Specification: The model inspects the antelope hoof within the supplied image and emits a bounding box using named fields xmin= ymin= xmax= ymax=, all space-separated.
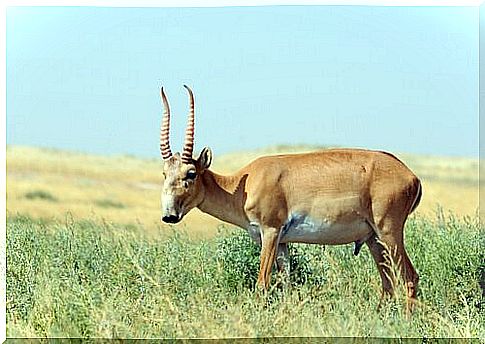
xmin=354 ymin=240 xmax=365 ymax=256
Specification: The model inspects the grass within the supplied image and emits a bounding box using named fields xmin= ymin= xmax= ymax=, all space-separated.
xmin=94 ymin=199 xmax=125 ymax=209
xmin=6 ymin=145 xmax=479 ymax=236
xmin=6 ymin=144 xmax=482 ymax=338
xmin=6 ymin=211 xmax=484 ymax=339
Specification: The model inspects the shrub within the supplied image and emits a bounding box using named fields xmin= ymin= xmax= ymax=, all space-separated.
xmin=214 ymin=227 xmax=327 ymax=291
xmin=214 ymin=227 xmax=260 ymax=291
xmin=24 ymin=190 xmax=57 ymax=202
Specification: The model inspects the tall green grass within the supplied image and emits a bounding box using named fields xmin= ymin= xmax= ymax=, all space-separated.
xmin=6 ymin=212 xmax=484 ymax=339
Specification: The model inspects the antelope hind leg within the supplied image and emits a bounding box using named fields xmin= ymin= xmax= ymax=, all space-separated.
xmin=276 ymin=243 xmax=290 ymax=287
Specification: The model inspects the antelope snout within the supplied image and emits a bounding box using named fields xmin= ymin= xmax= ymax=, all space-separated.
xmin=161 ymin=214 xmax=181 ymax=224
xmin=161 ymin=195 xmax=181 ymax=223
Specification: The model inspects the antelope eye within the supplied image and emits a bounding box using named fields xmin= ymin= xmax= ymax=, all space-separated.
xmin=186 ymin=170 xmax=197 ymax=180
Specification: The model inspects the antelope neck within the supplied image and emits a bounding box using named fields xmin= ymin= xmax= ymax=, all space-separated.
xmin=197 ymin=170 xmax=249 ymax=229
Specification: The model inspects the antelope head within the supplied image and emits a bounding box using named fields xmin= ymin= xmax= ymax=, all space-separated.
xmin=159 ymin=85 xmax=212 ymax=224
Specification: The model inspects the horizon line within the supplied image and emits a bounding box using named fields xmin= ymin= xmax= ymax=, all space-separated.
xmin=6 ymin=143 xmax=480 ymax=160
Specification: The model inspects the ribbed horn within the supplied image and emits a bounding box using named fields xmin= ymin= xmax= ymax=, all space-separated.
xmin=160 ymin=87 xmax=173 ymax=160
xmin=181 ymin=85 xmax=195 ymax=163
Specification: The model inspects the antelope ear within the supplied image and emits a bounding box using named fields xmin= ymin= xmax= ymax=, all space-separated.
xmin=197 ymin=147 xmax=212 ymax=170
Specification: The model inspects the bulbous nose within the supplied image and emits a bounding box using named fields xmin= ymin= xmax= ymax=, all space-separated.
xmin=162 ymin=214 xmax=180 ymax=224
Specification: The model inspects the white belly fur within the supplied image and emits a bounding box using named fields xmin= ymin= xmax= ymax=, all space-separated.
xmin=280 ymin=213 xmax=372 ymax=245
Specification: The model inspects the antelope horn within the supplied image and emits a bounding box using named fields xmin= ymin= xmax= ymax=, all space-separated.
xmin=181 ymin=85 xmax=195 ymax=163
xmin=160 ymin=87 xmax=173 ymax=160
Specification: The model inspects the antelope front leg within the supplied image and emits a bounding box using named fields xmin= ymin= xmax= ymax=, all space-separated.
xmin=257 ymin=227 xmax=280 ymax=290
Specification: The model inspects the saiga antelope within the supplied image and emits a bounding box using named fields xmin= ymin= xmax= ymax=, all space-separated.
xmin=159 ymin=86 xmax=422 ymax=312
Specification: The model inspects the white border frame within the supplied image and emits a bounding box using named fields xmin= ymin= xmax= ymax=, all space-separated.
xmin=1 ymin=1 xmax=480 ymax=342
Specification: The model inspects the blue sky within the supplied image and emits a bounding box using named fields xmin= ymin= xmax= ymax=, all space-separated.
xmin=6 ymin=5 xmax=478 ymax=158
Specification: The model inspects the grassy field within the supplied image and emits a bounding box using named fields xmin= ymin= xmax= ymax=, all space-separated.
xmin=6 ymin=213 xmax=484 ymax=338
xmin=6 ymin=145 xmax=479 ymax=237
xmin=6 ymin=145 xmax=483 ymax=338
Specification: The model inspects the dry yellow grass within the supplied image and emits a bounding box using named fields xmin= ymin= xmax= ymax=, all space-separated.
xmin=6 ymin=145 xmax=478 ymax=238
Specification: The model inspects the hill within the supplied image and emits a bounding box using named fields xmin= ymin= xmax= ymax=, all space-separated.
xmin=6 ymin=145 xmax=478 ymax=237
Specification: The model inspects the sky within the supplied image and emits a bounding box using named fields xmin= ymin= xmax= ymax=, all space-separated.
xmin=6 ymin=5 xmax=478 ymax=158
